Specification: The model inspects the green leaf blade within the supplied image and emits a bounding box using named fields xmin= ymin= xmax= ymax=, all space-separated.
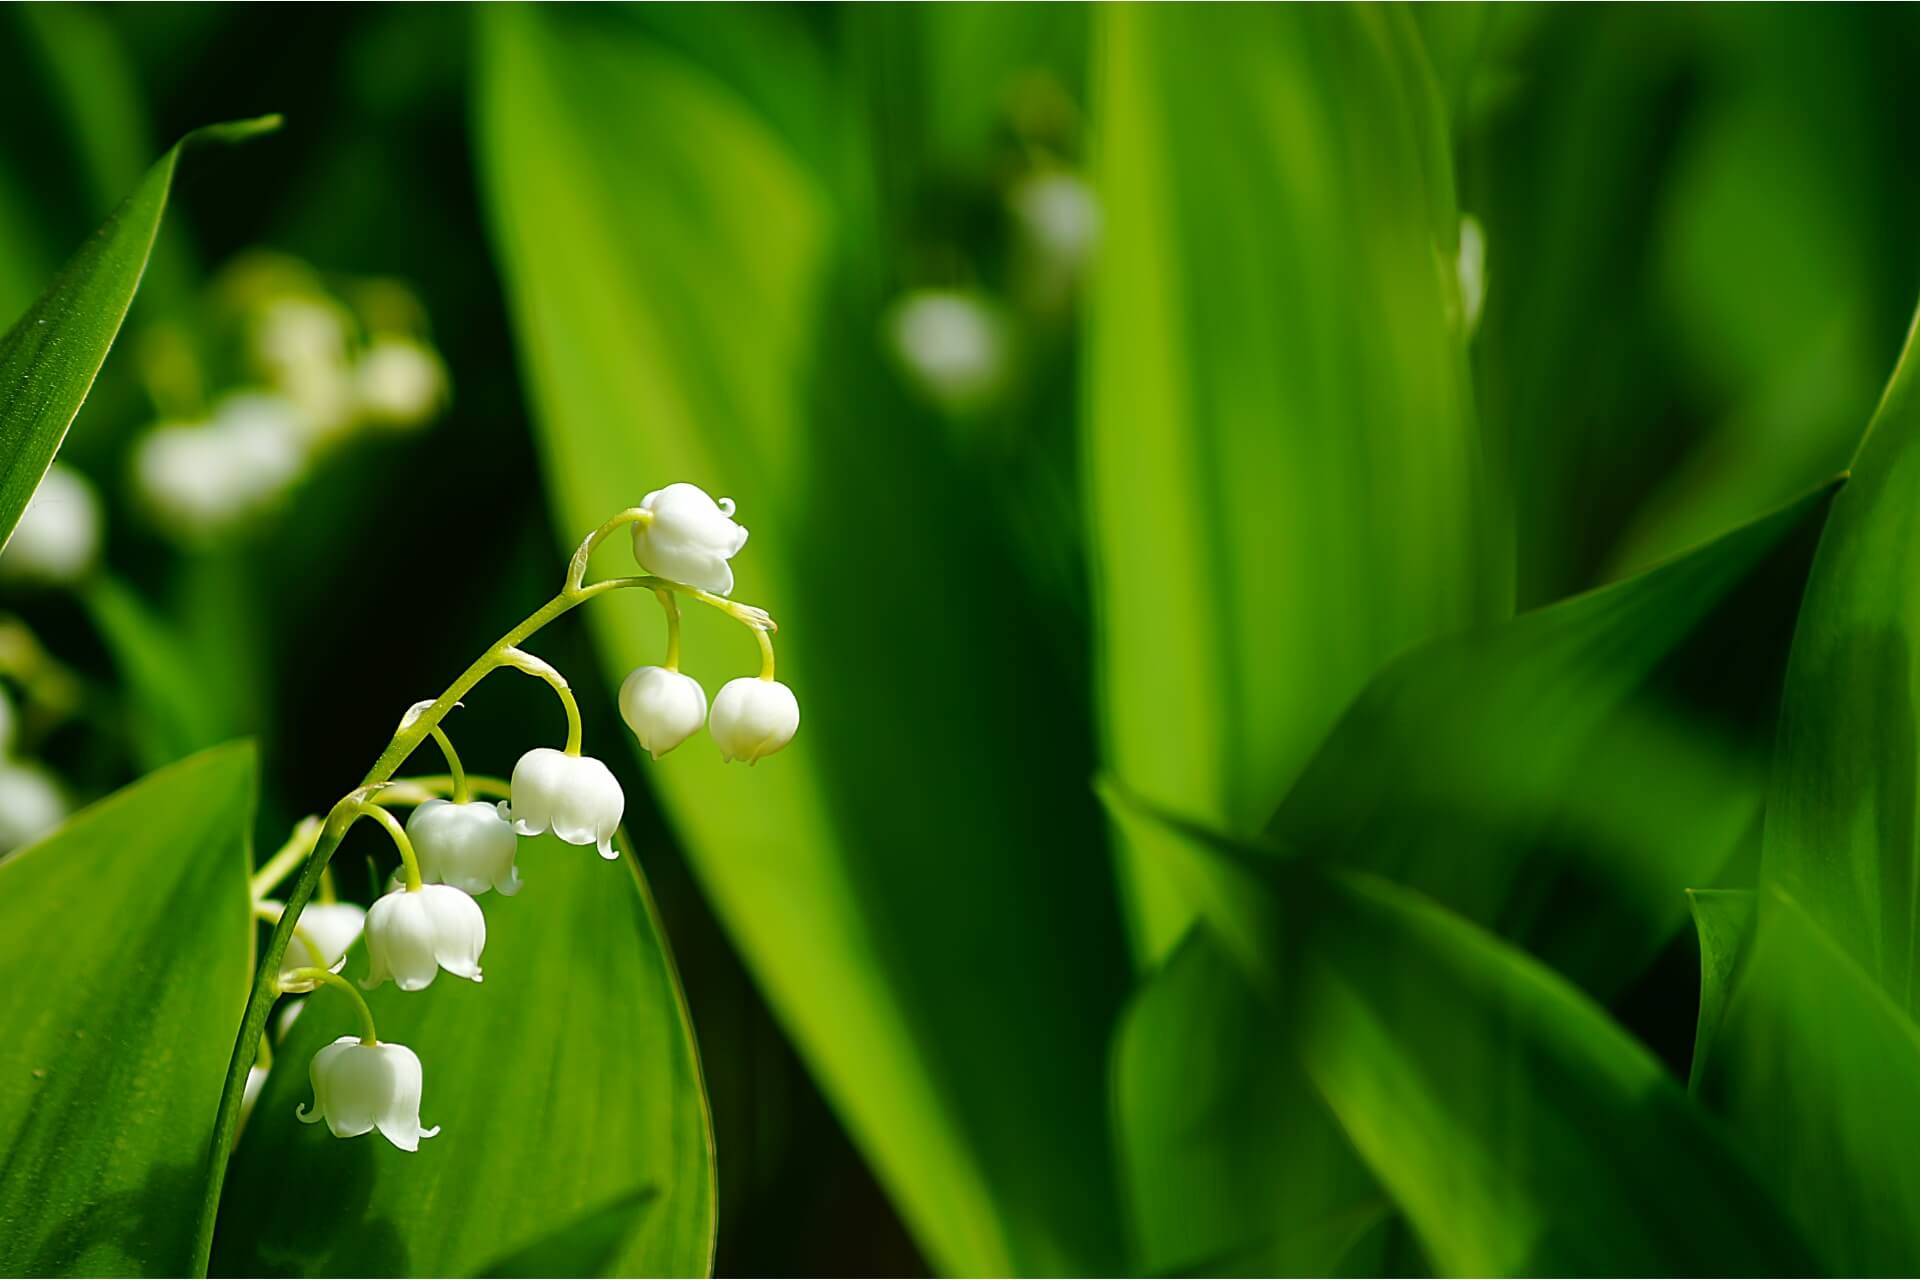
xmin=0 ymin=115 xmax=278 ymax=549
xmin=0 ymin=743 xmax=257 ymax=1277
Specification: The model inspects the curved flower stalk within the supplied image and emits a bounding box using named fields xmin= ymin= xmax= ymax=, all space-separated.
xmin=192 ymin=483 xmax=794 ymax=1271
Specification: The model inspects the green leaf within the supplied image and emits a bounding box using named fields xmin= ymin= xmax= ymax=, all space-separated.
xmin=81 ymin=575 xmax=239 ymax=771
xmin=1763 ymin=302 xmax=1920 ymax=1007
xmin=1084 ymin=4 xmax=1502 ymax=964
xmin=1112 ymin=931 xmax=1394 ymax=1278
xmin=1685 ymin=888 xmax=1755 ymax=1093
xmin=471 ymin=1188 xmax=657 ymax=1279
xmin=1270 ymin=483 xmax=1834 ymax=999
xmin=1281 ymin=865 xmax=1811 ymax=1276
xmin=211 ymin=835 xmax=714 ymax=1277
xmin=0 ymin=116 xmax=277 ymax=549
xmin=478 ymin=9 xmax=1129 ymax=1273
xmin=0 ymin=743 xmax=256 ymax=1277
xmin=1703 ymin=888 xmax=1920 ymax=1273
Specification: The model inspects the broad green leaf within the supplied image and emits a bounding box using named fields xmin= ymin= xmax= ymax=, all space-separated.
xmin=1703 ymin=888 xmax=1920 ymax=1273
xmin=479 ymin=9 xmax=1129 ymax=1273
xmin=1685 ymin=888 xmax=1754 ymax=1093
xmin=0 ymin=743 xmax=255 ymax=1277
xmin=1762 ymin=299 xmax=1920 ymax=1008
xmin=82 ymin=575 xmax=238 ymax=771
xmin=1084 ymin=4 xmax=1501 ymax=964
xmin=472 ymin=1188 xmax=657 ymax=1279
xmin=212 ymin=835 xmax=714 ymax=1277
xmin=1112 ymin=930 xmax=1393 ymax=1278
xmin=0 ymin=116 xmax=277 ymax=549
xmin=1270 ymin=483 xmax=1834 ymax=999
xmin=1282 ymin=865 xmax=1811 ymax=1276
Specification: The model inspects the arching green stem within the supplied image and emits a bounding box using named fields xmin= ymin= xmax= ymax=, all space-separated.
xmin=429 ymin=725 xmax=468 ymax=803
xmin=282 ymin=967 xmax=378 ymax=1046
xmin=249 ymin=815 xmax=323 ymax=901
xmin=500 ymin=646 xmax=583 ymax=755
xmin=657 ymin=588 xmax=682 ymax=672
xmin=755 ymin=626 xmax=777 ymax=681
xmin=350 ymin=801 xmax=422 ymax=892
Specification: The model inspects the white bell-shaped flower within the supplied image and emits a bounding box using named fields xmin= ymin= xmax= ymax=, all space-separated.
xmin=0 ymin=761 xmax=67 ymax=851
xmin=506 ymin=747 xmax=623 ymax=859
xmin=270 ymin=900 xmax=367 ymax=984
xmin=0 ymin=465 xmax=101 ymax=584
xmin=361 ymin=883 xmax=485 ymax=991
xmin=630 ymin=483 xmax=749 ymax=596
xmin=709 ymin=677 xmax=800 ymax=764
xmin=408 ymin=798 xmax=522 ymax=896
xmin=296 ymin=1036 xmax=440 ymax=1151
xmin=619 ymin=666 xmax=707 ymax=759
xmin=355 ymin=337 xmax=447 ymax=428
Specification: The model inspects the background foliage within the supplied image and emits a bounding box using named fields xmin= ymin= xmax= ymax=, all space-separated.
xmin=7 ymin=4 xmax=1920 ymax=1276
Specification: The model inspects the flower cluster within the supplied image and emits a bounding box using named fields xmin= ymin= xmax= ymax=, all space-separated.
xmin=135 ymin=253 xmax=449 ymax=544
xmin=261 ymin=483 xmax=795 ymax=1150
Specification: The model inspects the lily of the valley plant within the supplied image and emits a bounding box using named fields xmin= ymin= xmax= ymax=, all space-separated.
xmin=212 ymin=483 xmax=797 ymax=1166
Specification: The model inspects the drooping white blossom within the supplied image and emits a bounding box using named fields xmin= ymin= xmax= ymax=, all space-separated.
xmin=296 ymin=1036 xmax=440 ymax=1151
xmin=506 ymin=747 xmax=623 ymax=859
xmin=886 ymin=290 xmax=1010 ymax=413
xmin=618 ymin=666 xmax=707 ymax=759
xmin=708 ymin=677 xmax=800 ymax=765
xmin=355 ymin=337 xmax=447 ymax=429
xmin=0 ymin=761 xmax=67 ymax=851
xmin=630 ymin=483 xmax=750 ymax=597
xmin=408 ymin=798 xmax=522 ymax=896
xmin=273 ymin=901 xmax=368 ymax=982
xmin=361 ymin=883 xmax=485 ymax=991
xmin=0 ymin=465 xmax=101 ymax=585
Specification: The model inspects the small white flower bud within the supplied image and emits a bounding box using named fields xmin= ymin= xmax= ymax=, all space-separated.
xmin=886 ymin=290 xmax=1009 ymax=413
xmin=0 ymin=465 xmax=101 ymax=584
xmin=709 ymin=677 xmax=800 ymax=764
xmin=1011 ymin=170 xmax=1101 ymax=276
xmin=408 ymin=798 xmax=522 ymax=896
xmin=361 ymin=883 xmax=485 ymax=991
xmin=0 ymin=761 xmax=67 ymax=851
xmin=270 ymin=901 xmax=367 ymax=984
xmin=354 ymin=337 xmax=448 ymax=429
xmin=631 ymin=483 xmax=749 ymax=596
xmin=505 ymin=747 xmax=624 ymax=859
xmin=619 ymin=666 xmax=707 ymax=759
xmin=296 ymin=1036 xmax=441 ymax=1151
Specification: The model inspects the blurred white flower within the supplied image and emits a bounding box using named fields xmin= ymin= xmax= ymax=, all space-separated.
xmin=887 ymin=290 xmax=1009 ymax=413
xmin=0 ymin=760 xmax=66 ymax=851
xmin=133 ymin=391 xmax=309 ymax=541
xmin=252 ymin=296 xmax=356 ymax=441
xmin=1457 ymin=214 xmax=1487 ymax=337
xmin=0 ymin=684 xmax=14 ymax=757
xmin=1011 ymin=170 xmax=1101 ymax=278
xmin=361 ymin=883 xmax=485 ymax=991
xmin=709 ymin=677 xmax=800 ymax=764
xmin=631 ymin=483 xmax=749 ymax=597
xmin=296 ymin=1036 xmax=440 ymax=1151
xmin=408 ymin=798 xmax=522 ymax=897
xmin=354 ymin=337 xmax=447 ymax=429
xmin=271 ymin=901 xmax=368 ymax=983
xmin=506 ymin=747 xmax=623 ymax=859
xmin=0 ymin=465 xmax=101 ymax=585
xmin=619 ymin=666 xmax=707 ymax=759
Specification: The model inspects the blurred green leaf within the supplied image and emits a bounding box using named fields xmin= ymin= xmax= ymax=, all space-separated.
xmin=0 ymin=743 xmax=255 ymax=1277
xmin=213 ymin=835 xmax=714 ymax=1277
xmin=1704 ymin=887 xmax=1920 ymax=1273
xmin=1113 ymin=931 xmax=1395 ymax=1278
xmin=1685 ymin=888 xmax=1754 ymax=1094
xmin=479 ymin=8 xmax=1128 ymax=1273
xmin=1270 ymin=482 xmax=1834 ymax=1000
xmin=1084 ymin=4 xmax=1502 ymax=964
xmin=0 ymin=115 xmax=277 ymax=550
xmin=471 ymin=1187 xmax=657 ymax=1279
xmin=81 ymin=575 xmax=238 ymax=771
